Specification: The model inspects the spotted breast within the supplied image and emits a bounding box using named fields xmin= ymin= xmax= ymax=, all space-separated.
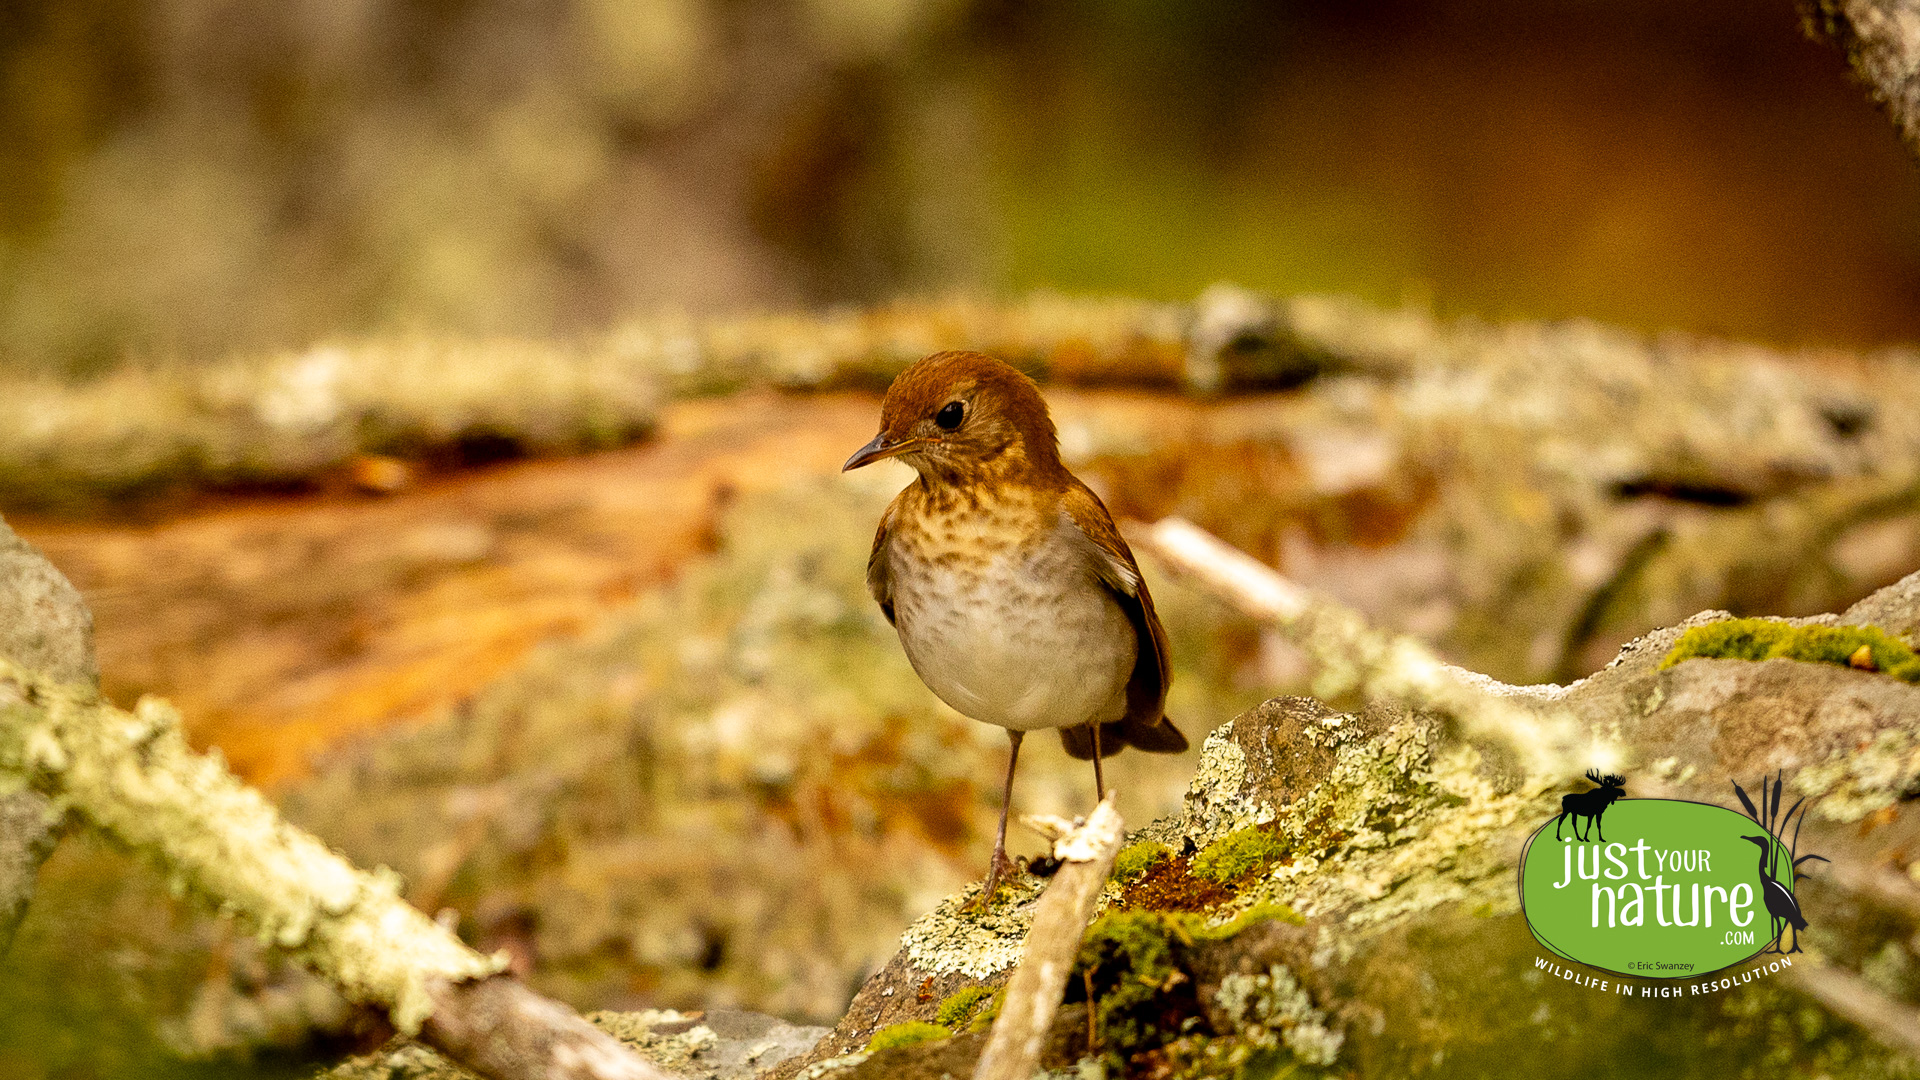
xmin=881 ymin=483 xmax=1137 ymax=733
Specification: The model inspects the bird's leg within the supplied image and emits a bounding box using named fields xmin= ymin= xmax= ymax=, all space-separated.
xmin=1091 ymin=723 xmax=1105 ymax=803
xmin=969 ymin=730 xmax=1024 ymax=912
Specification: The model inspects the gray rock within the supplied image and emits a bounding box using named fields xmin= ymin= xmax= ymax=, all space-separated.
xmin=0 ymin=513 xmax=98 ymax=687
xmin=0 ymin=511 xmax=97 ymax=953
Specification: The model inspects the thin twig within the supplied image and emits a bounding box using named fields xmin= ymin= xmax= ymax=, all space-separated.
xmin=972 ymin=796 xmax=1124 ymax=1080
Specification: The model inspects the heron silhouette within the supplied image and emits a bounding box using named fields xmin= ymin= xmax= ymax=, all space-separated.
xmin=1731 ymin=773 xmax=1826 ymax=955
xmin=1741 ymin=834 xmax=1807 ymax=954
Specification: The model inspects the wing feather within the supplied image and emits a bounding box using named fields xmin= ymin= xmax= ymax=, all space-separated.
xmin=868 ymin=496 xmax=899 ymax=626
xmin=1058 ymin=482 xmax=1182 ymax=754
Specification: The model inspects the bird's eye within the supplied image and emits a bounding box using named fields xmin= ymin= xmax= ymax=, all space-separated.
xmin=934 ymin=401 xmax=965 ymax=430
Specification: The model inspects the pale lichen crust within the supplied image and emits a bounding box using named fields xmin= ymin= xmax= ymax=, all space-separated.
xmin=0 ymin=660 xmax=505 ymax=1035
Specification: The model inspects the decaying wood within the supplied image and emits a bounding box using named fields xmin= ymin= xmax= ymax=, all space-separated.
xmin=0 ymin=657 xmax=670 ymax=1080
xmin=17 ymin=278 xmax=1918 ymax=519
xmin=971 ymin=797 xmax=1123 ymax=1080
xmin=1802 ymin=0 xmax=1920 ymax=157
xmin=1137 ymin=516 xmax=1597 ymax=783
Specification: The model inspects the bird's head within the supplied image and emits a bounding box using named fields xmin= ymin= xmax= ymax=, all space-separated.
xmin=843 ymin=351 xmax=1064 ymax=485
xmin=1740 ymin=834 xmax=1771 ymax=850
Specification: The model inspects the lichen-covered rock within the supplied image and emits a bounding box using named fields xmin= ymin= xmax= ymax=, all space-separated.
xmin=777 ymin=571 xmax=1920 ymax=1078
xmin=0 ymin=515 xmax=98 ymax=689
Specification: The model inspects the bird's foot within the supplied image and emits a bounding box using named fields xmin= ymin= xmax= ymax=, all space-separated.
xmin=963 ymin=848 xmax=1024 ymax=914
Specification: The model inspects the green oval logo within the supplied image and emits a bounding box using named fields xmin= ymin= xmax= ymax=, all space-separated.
xmin=1519 ymin=799 xmax=1801 ymax=978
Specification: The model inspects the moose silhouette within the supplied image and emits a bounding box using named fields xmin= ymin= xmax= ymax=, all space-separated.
xmin=1554 ymin=770 xmax=1627 ymax=842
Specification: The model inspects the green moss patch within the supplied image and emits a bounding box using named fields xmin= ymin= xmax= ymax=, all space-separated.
xmin=865 ymin=1020 xmax=952 ymax=1053
xmin=1191 ymin=826 xmax=1290 ymax=884
xmin=934 ymin=985 xmax=994 ymax=1030
xmin=1072 ymin=911 xmax=1203 ymax=1058
xmin=1116 ymin=850 xmax=1238 ymax=911
xmin=1661 ymin=619 xmax=1920 ymax=682
xmin=1113 ymin=840 xmax=1173 ymax=882
xmin=1114 ymin=830 xmax=1295 ymax=913
xmin=1068 ymin=905 xmax=1298 ymax=1069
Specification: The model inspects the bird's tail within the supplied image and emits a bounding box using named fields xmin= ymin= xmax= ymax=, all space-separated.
xmin=1058 ymin=716 xmax=1188 ymax=760
xmin=1125 ymin=714 xmax=1188 ymax=754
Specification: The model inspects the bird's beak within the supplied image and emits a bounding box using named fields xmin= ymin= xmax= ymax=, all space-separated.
xmin=843 ymin=432 xmax=917 ymax=471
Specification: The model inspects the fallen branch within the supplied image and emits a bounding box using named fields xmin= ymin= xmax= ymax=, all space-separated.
xmin=0 ymin=657 xmax=671 ymax=1080
xmin=971 ymin=796 xmax=1123 ymax=1080
xmin=1137 ymin=516 xmax=1602 ymax=783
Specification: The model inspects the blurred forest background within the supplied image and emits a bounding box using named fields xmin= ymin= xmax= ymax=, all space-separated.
xmin=1 ymin=0 xmax=1917 ymax=380
xmin=4 ymin=1 xmax=1920 ymax=1079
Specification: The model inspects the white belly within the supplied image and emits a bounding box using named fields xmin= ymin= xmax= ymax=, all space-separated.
xmin=890 ymin=541 xmax=1135 ymax=732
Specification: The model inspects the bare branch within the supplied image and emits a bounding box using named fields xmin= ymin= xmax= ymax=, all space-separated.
xmin=971 ymin=796 xmax=1123 ymax=1080
xmin=0 ymin=658 xmax=672 ymax=1080
xmin=1137 ymin=516 xmax=1602 ymax=783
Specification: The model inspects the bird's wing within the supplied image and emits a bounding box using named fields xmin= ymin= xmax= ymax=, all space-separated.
xmin=867 ymin=494 xmax=899 ymax=626
xmin=1058 ymin=480 xmax=1178 ymax=745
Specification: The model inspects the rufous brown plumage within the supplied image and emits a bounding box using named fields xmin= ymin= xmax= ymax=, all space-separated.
xmin=844 ymin=350 xmax=1186 ymax=908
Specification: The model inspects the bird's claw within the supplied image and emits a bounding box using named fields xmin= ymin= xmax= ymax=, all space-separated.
xmin=963 ymin=849 xmax=1025 ymax=913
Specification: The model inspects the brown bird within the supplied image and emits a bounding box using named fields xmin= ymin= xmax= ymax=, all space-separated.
xmin=843 ymin=350 xmax=1187 ymax=908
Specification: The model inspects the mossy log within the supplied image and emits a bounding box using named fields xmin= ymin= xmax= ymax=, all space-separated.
xmin=0 ymin=338 xmax=662 ymax=510
xmin=0 ymin=651 xmax=680 ymax=1080
xmin=774 ymin=568 xmax=1920 ymax=1079
xmin=19 ymin=286 xmax=1920 ymax=695
xmin=11 ymin=283 xmax=1920 ymax=522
